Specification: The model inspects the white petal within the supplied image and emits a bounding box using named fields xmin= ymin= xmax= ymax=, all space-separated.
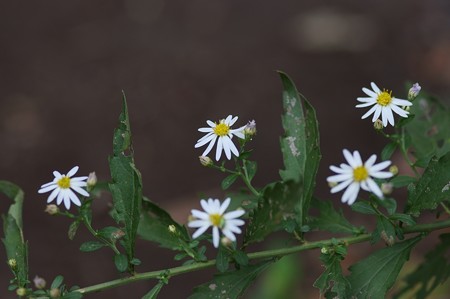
xmin=71 ymin=176 xmax=88 ymax=182
xmin=370 ymin=82 xmax=381 ymax=93
xmin=329 ymin=165 xmax=347 ymax=174
xmin=352 ymin=150 xmax=363 ymax=166
xmin=71 ymin=181 xmax=88 ymax=187
xmin=371 ymin=106 xmax=382 ymax=122
xmin=215 ymin=137 xmax=223 ymax=161
xmin=192 ymin=225 xmax=210 ymax=239
xmin=188 ymin=219 xmax=210 ymax=228
xmin=53 ymin=171 xmax=62 ymax=178
xmin=342 ymin=182 xmax=360 ymax=204
xmin=56 ymin=190 xmax=64 ymax=205
xmin=40 ymin=181 xmax=56 ymax=188
xmin=67 ymin=166 xmax=79 ymax=177
xmin=222 ymin=137 xmax=232 ymax=160
xmin=222 ymin=228 xmax=236 ymax=241
xmin=229 ymin=115 xmax=238 ymax=126
xmin=330 ymin=179 xmax=353 ymax=193
xmin=212 ymin=226 xmax=220 ymax=248
xmin=356 ymin=97 xmax=376 ymax=103
xmin=364 ymin=154 xmax=377 ymax=168
xmin=63 ymin=191 xmax=71 ymax=209
xmin=369 ymin=160 xmax=391 ymax=172
xmin=366 ymin=178 xmax=383 ymax=198
xmin=226 ymin=219 xmax=245 ymax=227
xmin=362 ymin=87 xmax=377 ymax=97
xmin=206 ymin=120 xmax=216 ymax=127
xmin=225 ymin=137 xmax=239 ymax=158
xmin=384 ymin=106 xmax=395 ymax=126
xmin=224 ymin=210 xmax=245 ymax=219
xmin=224 ymin=115 xmax=233 ymax=125
xmin=327 ymin=173 xmax=353 ymax=183
xmin=38 ymin=184 xmax=58 ymax=194
xmin=381 ymin=107 xmax=388 ymax=127
xmin=195 ymin=132 xmax=215 ymax=147
xmin=343 ymin=149 xmax=357 ymax=168
xmin=356 ymin=102 xmax=376 ymax=108
xmin=201 ymin=136 xmax=217 ymax=157
xmin=191 ymin=209 xmax=209 ymax=220
xmin=219 ymin=198 xmax=231 ymax=214
xmin=390 ymin=104 xmax=409 ymax=117
xmin=198 ymin=127 xmax=214 ymax=133
xmin=361 ymin=105 xmax=378 ymax=120
xmin=47 ymin=188 xmax=60 ymax=203
xmin=392 ymin=98 xmax=412 ymax=106
xmin=68 ymin=190 xmax=81 ymax=207
xmin=200 ymin=199 xmax=213 ymax=214
xmin=370 ymin=171 xmax=393 ymax=179
xmin=71 ymin=186 xmax=89 ymax=197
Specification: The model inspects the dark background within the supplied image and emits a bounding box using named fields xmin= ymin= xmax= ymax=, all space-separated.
xmin=1 ymin=1 xmax=450 ymax=298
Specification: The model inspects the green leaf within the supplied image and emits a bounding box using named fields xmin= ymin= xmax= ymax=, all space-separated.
xmin=51 ymin=275 xmax=64 ymax=289
xmin=314 ymin=250 xmax=350 ymax=298
xmin=348 ymin=236 xmax=421 ymax=299
xmin=62 ymin=292 xmax=83 ymax=299
xmin=381 ymin=141 xmax=398 ymax=161
xmin=221 ymin=174 xmax=239 ymax=190
xmin=114 ymin=253 xmax=128 ymax=272
xmin=404 ymin=95 xmax=450 ymax=164
xmin=232 ymin=250 xmax=249 ymax=267
xmin=309 ymin=199 xmax=358 ymax=234
xmin=244 ymin=160 xmax=257 ymax=182
xmin=390 ymin=175 xmax=417 ymax=188
xmin=394 ymin=233 xmax=450 ymax=299
xmin=138 ymin=198 xmax=189 ymax=250
xmin=351 ymin=201 xmax=377 ymax=215
xmin=142 ymin=281 xmax=165 ymax=299
xmin=216 ymin=247 xmax=229 ymax=272
xmin=0 ymin=181 xmax=28 ymax=287
xmin=109 ymin=93 xmax=143 ymax=270
xmin=406 ymin=152 xmax=450 ymax=215
xmin=372 ymin=216 xmax=396 ymax=245
xmin=97 ymin=226 xmax=123 ymax=242
xmin=278 ymin=71 xmax=321 ymax=230
xmin=189 ymin=260 xmax=274 ymax=299
xmin=68 ymin=220 xmax=80 ymax=240
xmin=389 ymin=213 xmax=416 ymax=226
xmin=244 ymin=181 xmax=300 ymax=245
xmin=79 ymin=241 xmax=105 ymax=252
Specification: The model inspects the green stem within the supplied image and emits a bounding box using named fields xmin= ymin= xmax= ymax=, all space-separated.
xmin=83 ymin=218 xmax=120 ymax=255
xmin=75 ymin=217 xmax=450 ymax=295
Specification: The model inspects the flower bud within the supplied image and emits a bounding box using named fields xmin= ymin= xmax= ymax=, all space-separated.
xmin=408 ymin=83 xmax=421 ymax=100
xmin=320 ymin=247 xmax=329 ymax=254
xmin=50 ymin=288 xmax=61 ymax=298
xmin=328 ymin=181 xmax=338 ymax=188
xmin=168 ymin=225 xmax=177 ymax=234
xmin=7 ymin=258 xmax=17 ymax=269
xmin=244 ymin=120 xmax=257 ymax=136
xmin=199 ymin=156 xmax=213 ymax=167
xmin=87 ymin=172 xmax=97 ymax=189
xmin=45 ymin=204 xmax=59 ymax=215
xmin=381 ymin=183 xmax=393 ymax=196
xmin=112 ymin=229 xmax=125 ymax=240
xmin=33 ymin=275 xmax=46 ymax=289
xmin=373 ymin=119 xmax=384 ymax=130
xmin=389 ymin=165 xmax=398 ymax=176
xmin=221 ymin=237 xmax=233 ymax=247
xmin=16 ymin=287 xmax=27 ymax=297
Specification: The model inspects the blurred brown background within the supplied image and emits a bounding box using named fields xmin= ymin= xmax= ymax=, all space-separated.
xmin=1 ymin=1 xmax=450 ymax=298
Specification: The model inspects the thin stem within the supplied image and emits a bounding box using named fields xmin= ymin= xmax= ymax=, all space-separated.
xmin=75 ymin=217 xmax=450 ymax=295
xmin=83 ymin=218 xmax=120 ymax=255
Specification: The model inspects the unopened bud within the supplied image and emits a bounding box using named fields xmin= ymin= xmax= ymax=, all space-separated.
xmin=320 ymin=247 xmax=328 ymax=254
xmin=7 ymin=258 xmax=17 ymax=269
xmin=244 ymin=120 xmax=257 ymax=136
xmin=389 ymin=165 xmax=398 ymax=176
xmin=168 ymin=225 xmax=176 ymax=234
xmin=45 ymin=204 xmax=59 ymax=215
xmin=374 ymin=119 xmax=384 ymax=130
xmin=328 ymin=181 xmax=338 ymax=188
xmin=87 ymin=172 xmax=97 ymax=189
xmin=50 ymin=288 xmax=61 ymax=298
xmin=381 ymin=183 xmax=393 ymax=195
xmin=408 ymin=83 xmax=421 ymax=100
xmin=188 ymin=215 xmax=196 ymax=222
xmin=16 ymin=287 xmax=27 ymax=296
xmin=221 ymin=237 xmax=233 ymax=247
xmin=199 ymin=156 xmax=213 ymax=167
xmin=33 ymin=275 xmax=46 ymax=289
xmin=112 ymin=229 xmax=125 ymax=240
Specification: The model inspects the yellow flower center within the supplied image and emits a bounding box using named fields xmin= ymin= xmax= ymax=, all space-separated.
xmin=57 ymin=176 xmax=71 ymax=189
xmin=353 ymin=166 xmax=369 ymax=182
xmin=213 ymin=123 xmax=230 ymax=137
xmin=209 ymin=213 xmax=224 ymax=227
xmin=376 ymin=90 xmax=393 ymax=106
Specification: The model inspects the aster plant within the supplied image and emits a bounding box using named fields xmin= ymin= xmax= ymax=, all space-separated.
xmin=2 ymin=73 xmax=450 ymax=299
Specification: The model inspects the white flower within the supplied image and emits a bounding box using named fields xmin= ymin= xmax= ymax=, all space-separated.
xmin=327 ymin=149 xmax=393 ymax=205
xmin=194 ymin=115 xmax=245 ymax=161
xmin=38 ymin=166 xmax=89 ymax=210
xmin=188 ymin=198 xmax=245 ymax=248
xmin=356 ymin=82 xmax=412 ymax=127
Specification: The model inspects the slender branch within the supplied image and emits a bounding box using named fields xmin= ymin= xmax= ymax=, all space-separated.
xmin=75 ymin=217 xmax=450 ymax=295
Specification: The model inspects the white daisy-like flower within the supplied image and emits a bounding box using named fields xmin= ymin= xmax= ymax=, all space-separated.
xmin=356 ymin=82 xmax=413 ymax=127
xmin=194 ymin=115 xmax=245 ymax=161
xmin=188 ymin=197 xmax=245 ymax=248
xmin=327 ymin=149 xmax=393 ymax=205
xmin=38 ymin=166 xmax=89 ymax=210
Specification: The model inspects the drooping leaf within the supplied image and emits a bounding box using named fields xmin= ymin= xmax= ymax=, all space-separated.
xmin=138 ymin=198 xmax=189 ymax=250
xmin=348 ymin=236 xmax=421 ymax=299
xmin=108 ymin=93 xmax=143 ymax=271
xmin=244 ymin=160 xmax=257 ymax=182
xmin=278 ymin=71 xmax=321 ymax=230
xmin=314 ymin=248 xmax=350 ymax=298
xmin=244 ymin=181 xmax=300 ymax=245
xmin=406 ymin=152 xmax=450 ymax=216
xmin=309 ymin=198 xmax=359 ymax=234
xmin=394 ymin=233 xmax=450 ymax=299
xmin=188 ymin=260 xmax=274 ymax=299
xmin=114 ymin=253 xmax=128 ymax=272
xmin=0 ymin=181 xmax=28 ymax=287
xmin=221 ymin=174 xmax=239 ymax=190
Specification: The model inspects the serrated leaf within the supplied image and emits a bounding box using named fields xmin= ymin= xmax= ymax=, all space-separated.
xmin=381 ymin=141 xmax=398 ymax=161
xmin=348 ymin=236 xmax=421 ymax=299
xmin=278 ymin=71 xmax=321 ymax=230
xmin=390 ymin=175 xmax=417 ymax=188
xmin=221 ymin=174 xmax=239 ymax=190
xmin=109 ymin=93 xmax=143 ymax=271
xmin=314 ymin=251 xmax=350 ymax=298
xmin=142 ymin=281 xmax=165 ymax=299
xmin=138 ymin=198 xmax=189 ymax=250
xmin=394 ymin=233 xmax=450 ymax=299
xmin=188 ymin=260 xmax=274 ymax=299
xmin=406 ymin=152 xmax=450 ymax=215
xmin=309 ymin=198 xmax=358 ymax=234
xmin=79 ymin=241 xmax=105 ymax=252
xmin=244 ymin=181 xmax=300 ymax=245
xmin=114 ymin=253 xmax=128 ymax=272
xmin=1 ymin=181 xmax=28 ymax=287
